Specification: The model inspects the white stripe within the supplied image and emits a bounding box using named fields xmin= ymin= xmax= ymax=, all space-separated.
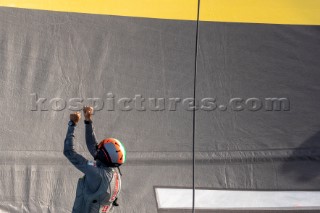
xmin=155 ymin=188 xmax=320 ymax=210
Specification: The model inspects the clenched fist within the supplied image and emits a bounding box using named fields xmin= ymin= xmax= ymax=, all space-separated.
xmin=83 ymin=106 xmax=93 ymax=121
xmin=70 ymin=112 xmax=81 ymax=124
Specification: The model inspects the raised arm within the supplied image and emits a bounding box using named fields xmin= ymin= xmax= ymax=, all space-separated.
xmin=64 ymin=119 xmax=87 ymax=171
xmin=63 ymin=112 xmax=101 ymax=191
xmin=83 ymin=106 xmax=98 ymax=158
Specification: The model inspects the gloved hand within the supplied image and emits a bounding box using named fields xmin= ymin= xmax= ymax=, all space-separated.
xmin=70 ymin=112 xmax=81 ymax=125
xmin=83 ymin=106 xmax=94 ymax=122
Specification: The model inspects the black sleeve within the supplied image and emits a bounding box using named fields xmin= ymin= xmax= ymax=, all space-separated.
xmin=85 ymin=120 xmax=99 ymax=158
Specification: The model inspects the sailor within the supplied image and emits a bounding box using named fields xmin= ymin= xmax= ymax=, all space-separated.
xmin=64 ymin=106 xmax=126 ymax=213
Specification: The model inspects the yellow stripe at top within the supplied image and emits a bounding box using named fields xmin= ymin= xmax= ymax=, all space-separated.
xmin=0 ymin=0 xmax=320 ymax=25
xmin=0 ymin=0 xmax=198 ymax=20
xmin=200 ymin=0 xmax=320 ymax=25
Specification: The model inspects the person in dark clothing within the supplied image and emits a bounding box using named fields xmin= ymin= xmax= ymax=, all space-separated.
xmin=64 ymin=106 xmax=126 ymax=213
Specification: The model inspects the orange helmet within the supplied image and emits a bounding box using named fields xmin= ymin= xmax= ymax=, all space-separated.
xmin=96 ymin=138 xmax=126 ymax=167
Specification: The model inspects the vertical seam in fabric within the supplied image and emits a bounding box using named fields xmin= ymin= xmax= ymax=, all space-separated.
xmin=192 ymin=0 xmax=201 ymax=212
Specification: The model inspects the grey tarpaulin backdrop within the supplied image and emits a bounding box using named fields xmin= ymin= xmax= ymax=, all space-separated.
xmin=195 ymin=23 xmax=320 ymax=190
xmin=0 ymin=6 xmax=320 ymax=213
